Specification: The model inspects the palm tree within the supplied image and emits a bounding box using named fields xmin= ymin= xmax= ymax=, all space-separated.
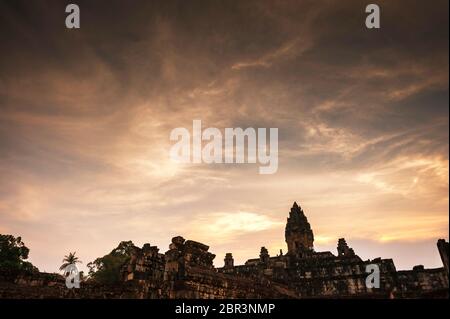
xmin=59 ymin=252 xmax=82 ymax=274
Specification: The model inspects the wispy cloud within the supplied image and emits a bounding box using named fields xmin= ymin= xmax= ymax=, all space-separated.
xmin=231 ymin=37 xmax=312 ymax=70
xmin=0 ymin=0 xmax=447 ymax=272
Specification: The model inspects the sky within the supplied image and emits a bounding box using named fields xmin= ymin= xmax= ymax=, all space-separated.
xmin=0 ymin=0 xmax=448 ymax=273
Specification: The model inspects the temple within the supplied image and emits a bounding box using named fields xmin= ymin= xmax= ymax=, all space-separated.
xmin=1 ymin=202 xmax=448 ymax=298
xmin=213 ymin=202 xmax=448 ymax=298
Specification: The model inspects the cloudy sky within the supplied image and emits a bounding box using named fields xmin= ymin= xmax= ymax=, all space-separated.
xmin=0 ymin=0 xmax=448 ymax=273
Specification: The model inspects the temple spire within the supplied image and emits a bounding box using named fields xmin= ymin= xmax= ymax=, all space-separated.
xmin=285 ymin=201 xmax=314 ymax=256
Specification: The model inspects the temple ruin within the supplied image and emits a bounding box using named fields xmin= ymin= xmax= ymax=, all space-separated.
xmin=1 ymin=202 xmax=448 ymax=298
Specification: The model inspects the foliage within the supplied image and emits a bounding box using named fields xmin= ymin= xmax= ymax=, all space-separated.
xmin=59 ymin=251 xmax=82 ymax=274
xmin=0 ymin=234 xmax=38 ymax=273
xmin=87 ymin=240 xmax=135 ymax=284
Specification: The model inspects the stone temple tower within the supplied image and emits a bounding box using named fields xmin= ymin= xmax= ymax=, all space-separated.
xmin=285 ymin=202 xmax=314 ymax=256
xmin=437 ymin=239 xmax=449 ymax=277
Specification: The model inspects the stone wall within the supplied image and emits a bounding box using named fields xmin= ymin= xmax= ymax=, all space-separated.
xmin=0 ymin=270 xmax=142 ymax=298
xmin=396 ymin=266 xmax=448 ymax=298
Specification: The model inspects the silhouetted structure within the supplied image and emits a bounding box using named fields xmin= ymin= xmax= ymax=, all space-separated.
xmin=1 ymin=202 xmax=448 ymax=298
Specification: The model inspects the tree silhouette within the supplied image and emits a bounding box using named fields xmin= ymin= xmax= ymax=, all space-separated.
xmin=59 ymin=252 xmax=82 ymax=274
xmin=87 ymin=241 xmax=135 ymax=284
xmin=0 ymin=234 xmax=38 ymax=273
